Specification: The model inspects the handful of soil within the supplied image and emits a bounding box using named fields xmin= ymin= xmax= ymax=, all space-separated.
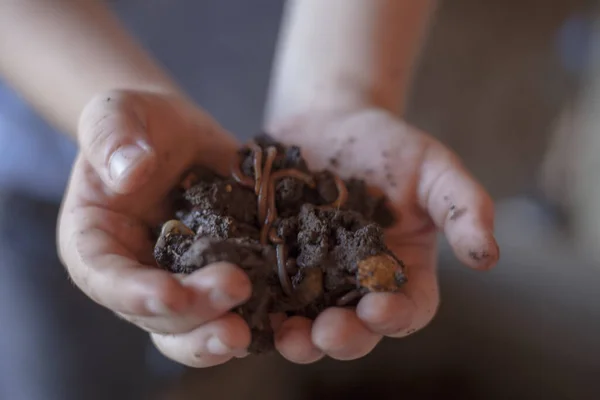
xmin=153 ymin=134 xmax=407 ymax=354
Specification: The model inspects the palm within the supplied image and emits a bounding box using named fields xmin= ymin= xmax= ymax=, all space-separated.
xmin=269 ymin=108 xmax=498 ymax=341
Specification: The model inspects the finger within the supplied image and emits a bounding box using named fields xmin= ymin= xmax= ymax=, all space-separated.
xmin=78 ymin=91 xmax=157 ymax=194
xmin=60 ymin=215 xmax=251 ymax=333
xmin=275 ymin=316 xmax=324 ymax=364
xmin=151 ymin=313 xmax=251 ymax=368
xmin=418 ymin=141 xmax=499 ymax=270
xmin=356 ymin=292 xmax=414 ymax=335
xmin=385 ymin=244 xmax=440 ymax=338
xmin=312 ymin=308 xmax=382 ymax=361
xmin=117 ymin=263 xmax=253 ymax=334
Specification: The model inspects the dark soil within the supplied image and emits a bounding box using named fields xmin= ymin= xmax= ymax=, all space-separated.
xmin=153 ymin=134 xmax=406 ymax=354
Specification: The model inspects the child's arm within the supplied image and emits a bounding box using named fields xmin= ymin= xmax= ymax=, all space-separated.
xmin=264 ymin=0 xmax=436 ymax=129
xmin=0 ymin=0 xmax=181 ymax=137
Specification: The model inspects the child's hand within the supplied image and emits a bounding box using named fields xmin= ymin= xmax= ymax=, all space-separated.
xmin=268 ymin=108 xmax=499 ymax=363
xmin=58 ymin=90 xmax=253 ymax=367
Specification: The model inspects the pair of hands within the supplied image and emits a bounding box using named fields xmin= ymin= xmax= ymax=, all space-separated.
xmin=58 ymin=90 xmax=499 ymax=367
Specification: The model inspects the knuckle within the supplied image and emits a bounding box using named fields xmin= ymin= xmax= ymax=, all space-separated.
xmin=388 ymin=287 xmax=440 ymax=338
xmin=152 ymin=276 xmax=184 ymax=307
xmin=144 ymin=275 xmax=191 ymax=318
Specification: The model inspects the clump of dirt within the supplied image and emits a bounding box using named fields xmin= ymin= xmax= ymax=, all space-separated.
xmin=153 ymin=134 xmax=406 ymax=354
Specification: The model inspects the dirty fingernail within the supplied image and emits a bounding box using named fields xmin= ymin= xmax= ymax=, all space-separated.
xmin=108 ymin=143 xmax=151 ymax=182
xmin=206 ymin=336 xmax=232 ymax=355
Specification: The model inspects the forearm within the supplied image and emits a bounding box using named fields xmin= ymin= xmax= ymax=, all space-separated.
xmin=0 ymin=0 xmax=181 ymax=139
xmin=264 ymin=0 xmax=436 ymax=127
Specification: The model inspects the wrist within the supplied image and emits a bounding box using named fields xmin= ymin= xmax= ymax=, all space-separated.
xmin=264 ymin=104 xmax=384 ymax=148
xmin=264 ymin=80 xmax=371 ymax=133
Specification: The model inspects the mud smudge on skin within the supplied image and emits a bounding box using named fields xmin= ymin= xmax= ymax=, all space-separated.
xmin=468 ymin=250 xmax=490 ymax=262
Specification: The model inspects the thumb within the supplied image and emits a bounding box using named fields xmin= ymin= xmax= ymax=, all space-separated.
xmin=78 ymin=91 xmax=158 ymax=194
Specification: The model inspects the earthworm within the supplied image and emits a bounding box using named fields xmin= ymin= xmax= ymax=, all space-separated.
xmin=257 ymin=146 xmax=278 ymax=224
xmin=269 ymin=225 xmax=294 ymax=297
xmin=268 ymin=168 xmax=317 ymax=221
xmin=247 ymin=141 xmax=263 ymax=195
xmin=268 ymin=227 xmax=284 ymax=244
xmin=231 ymin=153 xmax=254 ymax=189
xmin=264 ymin=167 xmax=316 ymax=293
xmin=336 ymin=289 xmax=362 ymax=307
xmin=271 ymin=169 xmax=316 ymax=188
xmin=319 ymin=173 xmax=348 ymax=209
xmin=259 ymin=206 xmax=279 ymax=246
xmin=230 ymin=140 xmax=349 ymax=300
xmin=276 ymin=243 xmax=294 ymax=297
xmin=231 ymin=164 xmax=254 ymax=188
xmin=231 ymin=141 xmax=264 ymax=191
xmin=260 ymin=168 xmax=316 ymax=245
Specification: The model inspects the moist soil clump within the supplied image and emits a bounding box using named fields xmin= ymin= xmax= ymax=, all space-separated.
xmin=153 ymin=134 xmax=407 ymax=354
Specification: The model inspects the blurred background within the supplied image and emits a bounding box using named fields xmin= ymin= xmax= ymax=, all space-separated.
xmin=2 ymin=0 xmax=600 ymax=399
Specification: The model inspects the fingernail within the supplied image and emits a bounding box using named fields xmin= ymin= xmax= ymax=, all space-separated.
xmin=209 ymin=277 xmax=252 ymax=310
xmin=146 ymin=291 xmax=191 ymax=315
xmin=209 ymin=289 xmax=248 ymax=310
xmin=207 ymin=336 xmax=232 ymax=355
xmin=108 ymin=143 xmax=151 ymax=183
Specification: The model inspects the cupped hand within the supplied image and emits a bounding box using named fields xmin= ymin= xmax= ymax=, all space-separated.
xmin=58 ymin=90 xmax=252 ymax=367
xmin=268 ymin=108 xmax=499 ymax=363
